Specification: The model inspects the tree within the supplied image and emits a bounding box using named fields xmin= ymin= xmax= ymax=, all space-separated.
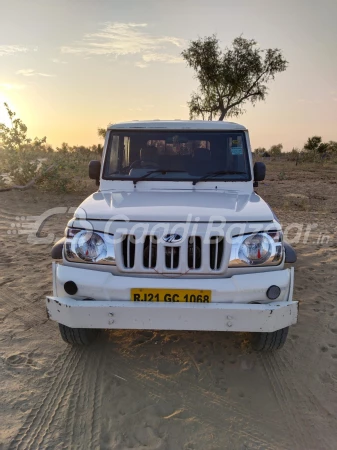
xmin=0 ymin=104 xmax=70 ymax=192
xmin=304 ymin=136 xmax=322 ymax=152
xmin=98 ymin=127 xmax=106 ymax=139
xmin=181 ymin=35 xmax=288 ymax=121
xmin=327 ymin=141 xmax=337 ymax=155
xmin=303 ymin=136 xmax=329 ymax=155
xmin=269 ymin=143 xmax=283 ymax=156
xmin=254 ymin=147 xmax=266 ymax=156
xmin=0 ymin=103 xmax=46 ymax=152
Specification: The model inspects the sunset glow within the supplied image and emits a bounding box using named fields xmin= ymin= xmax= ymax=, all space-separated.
xmin=1 ymin=0 xmax=336 ymax=150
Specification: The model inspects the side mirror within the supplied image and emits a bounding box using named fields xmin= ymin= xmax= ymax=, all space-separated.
xmin=89 ymin=160 xmax=101 ymax=186
xmin=253 ymin=162 xmax=266 ymax=187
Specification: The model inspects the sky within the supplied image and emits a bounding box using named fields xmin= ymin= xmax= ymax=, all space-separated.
xmin=0 ymin=0 xmax=336 ymax=151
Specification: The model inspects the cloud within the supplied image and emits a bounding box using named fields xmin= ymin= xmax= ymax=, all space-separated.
xmin=51 ymin=58 xmax=67 ymax=64
xmin=16 ymin=69 xmax=55 ymax=77
xmin=0 ymin=83 xmax=25 ymax=90
xmin=297 ymin=98 xmax=321 ymax=105
xmin=0 ymin=45 xmax=29 ymax=57
xmin=61 ymin=22 xmax=184 ymax=65
xmin=141 ymin=53 xmax=183 ymax=64
xmin=135 ymin=61 xmax=148 ymax=69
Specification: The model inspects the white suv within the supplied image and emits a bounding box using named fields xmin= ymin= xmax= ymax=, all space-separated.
xmin=47 ymin=120 xmax=298 ymax=351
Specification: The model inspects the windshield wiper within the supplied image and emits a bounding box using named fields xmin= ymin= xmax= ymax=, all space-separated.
xmin=192 ymin=170 xmax=246 ymax=185
xmin=133 ymin=170 xmax=185 ymax=185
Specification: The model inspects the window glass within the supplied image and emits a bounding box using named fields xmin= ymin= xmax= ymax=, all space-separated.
xmin=104 ymin=131 xmax=250 ymax=182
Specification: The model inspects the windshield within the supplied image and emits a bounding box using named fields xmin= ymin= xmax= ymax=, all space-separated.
xmin=103 ymin=130 xmax=251 ymax=182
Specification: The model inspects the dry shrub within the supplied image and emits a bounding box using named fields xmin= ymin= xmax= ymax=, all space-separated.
xmin=0 ymin=103 xmax=101 ymax=193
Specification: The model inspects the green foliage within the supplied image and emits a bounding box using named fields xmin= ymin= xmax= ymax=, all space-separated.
xmin=37 ymin=152 xmax=90 ymax=193
xmin=269 ymin=143 xmax=283 ymax=157
xmin=286 ymin=148 xmax=300 ymax=163
xmin=91 ymin=144 xmax=104 ymax=156
xmin=304 ymin=136 xmax=323 ymax=153
xmin=181 ymin=35 xmax=288 ymax=120
xmin=254 ymin=147 xmax=267 ymax=156
xmin=302 ymin=136 xmax=337 ymax=162
xmin=327 ymin=141 xmax=337 ymax=155
xmin=0 ymin=103 xmax=101 ymax=192
xmin=0 ymin=103 xmax=47 ymax=152
xmin=98 ymin=127 xmax=107 ymax=139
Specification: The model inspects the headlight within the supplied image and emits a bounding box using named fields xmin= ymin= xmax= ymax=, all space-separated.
xmin=64 ymin=228 xmax=116 ymax=265
xmin=229 ymin=231 xmax=283 ymax=267
xmin=74 ymin=230 xmax=107 ymax=262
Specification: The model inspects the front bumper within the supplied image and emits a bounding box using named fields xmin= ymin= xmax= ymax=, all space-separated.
xmin=46 ymin=297 xmax=297 ymax=332
xmin=46 ymin=264 xmax=298 ymax=332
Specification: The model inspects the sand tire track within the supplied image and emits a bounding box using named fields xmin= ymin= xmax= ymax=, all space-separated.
xmin=0 ymin=286 xmax=50 ymax=331
xmin=106 ymin=350 xmax=283 ymax=450
xmin=261 ymin=353 xmax=332 ymax=450
xmin=65 ymin=350 xmax=90 ymax=449
xmin=277 ymin=353 xmax=334 ymax=448
xmin=88 ymin=348 xmax=104 ymax=450
xmin=8 ymin=347 xmax=83 ymax=450
xmin=7 ymin=348 xmax=72 ymax=450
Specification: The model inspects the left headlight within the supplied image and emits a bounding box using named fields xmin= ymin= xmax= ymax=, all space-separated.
xmin=64 ymin=228 xmax=116 ymax=265
xmin=229 ymin=231 xmax=283 ymax=267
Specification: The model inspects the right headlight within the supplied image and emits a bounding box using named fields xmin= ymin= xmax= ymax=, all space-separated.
xmin=64 ymin=228 xmax=116 ymax=265
xmin=229 ymin=231 xmax=283 ymax=267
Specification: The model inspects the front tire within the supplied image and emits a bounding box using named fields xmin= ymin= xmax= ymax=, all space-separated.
xmin=252 ymin=327 xmax=289 ymax=351
xmin=58 ymin=323 xmax=100 ymax=346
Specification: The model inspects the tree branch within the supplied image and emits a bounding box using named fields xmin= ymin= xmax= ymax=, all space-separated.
xmin=0 ymin=165 xmax=55 ymax=192
xmin=223 ymin=64 xmax=272 ymax=115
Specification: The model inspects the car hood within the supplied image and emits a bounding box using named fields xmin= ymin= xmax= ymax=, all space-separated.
xmin=74 ymin=190 xmax=274 ymax=223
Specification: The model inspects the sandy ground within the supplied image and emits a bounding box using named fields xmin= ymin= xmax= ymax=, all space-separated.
xmin=0 ymin=162 xmax=337 ymax=450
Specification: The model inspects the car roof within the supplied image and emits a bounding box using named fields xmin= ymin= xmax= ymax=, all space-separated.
xmin=108 ymin=120 xmax=247 ymax=131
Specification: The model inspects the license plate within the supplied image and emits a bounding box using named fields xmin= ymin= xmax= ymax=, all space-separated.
xmin=131 ymin=289 xmax=212 ymax=303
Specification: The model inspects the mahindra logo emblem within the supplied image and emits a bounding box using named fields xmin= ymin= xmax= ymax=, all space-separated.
xmin=163 ymin=234 xmax=183 ymax=243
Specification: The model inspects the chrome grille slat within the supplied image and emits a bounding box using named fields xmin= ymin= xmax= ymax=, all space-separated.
xmin=149 ymin=238 xmax=152 ymax=265
xmin=210 ymin=236 xmax=224 ymax=270
xmin=164 ymin=246 xmax=179 ymax=270
xmin=127 ymin=235 xmax=130 ymax=268
xmin=143 ymin=235 xmax=157 ymax=269
xmin=122 ymin=234 xmax=136 ymax=269
xmin=193 ymin=237 xmax=196 ymax=269
xmin=214 ymin=238 xmax=218 ymax=269
xmin=188 ymin=236 xmax=202 ymax=270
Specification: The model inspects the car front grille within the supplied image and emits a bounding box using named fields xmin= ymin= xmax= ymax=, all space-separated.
xmin=120 ymin=234 xmax=224 ymax=274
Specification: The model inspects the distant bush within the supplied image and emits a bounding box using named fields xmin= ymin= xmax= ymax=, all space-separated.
xmin=254 ymin=147 xmax=266 ymax=156
xmin=269 ymin=143 xmax=283 ymax=157
xmin=298 ymin=137 xmax=337 ymax=163
xmin=255 ymin=138 xmax=337 ymax=165
xmin=0 ymin=103 xmax=102 ymax=192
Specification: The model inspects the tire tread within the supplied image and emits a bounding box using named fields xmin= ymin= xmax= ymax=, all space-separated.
xmin=58 ymin=324 xmax=99 ymax=346
xmin=253 ymin=327 xmax=289 ymax=351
